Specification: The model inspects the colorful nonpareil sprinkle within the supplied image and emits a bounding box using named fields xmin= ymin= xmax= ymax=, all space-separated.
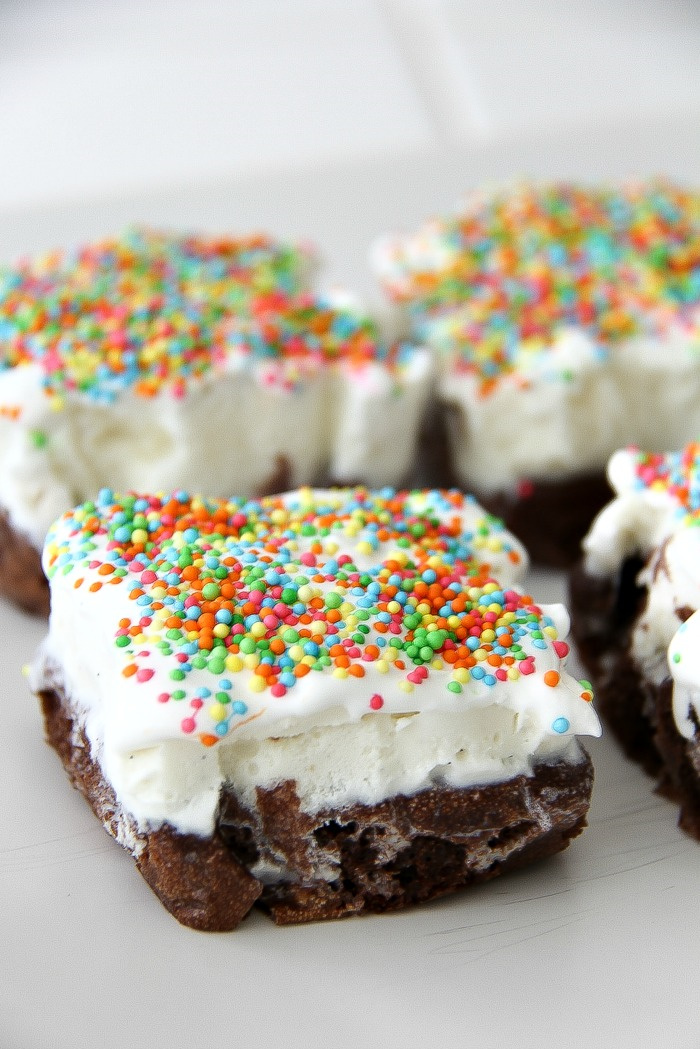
xmin=44 ymin=487 xmax=588 ymax=747
xmin=0 ymin=230 xmax=404 ymax=404
xmin=378 ymin=181 xmax=700 ymax=392
xmin=628 ymin=442 xmax=700 ymax=522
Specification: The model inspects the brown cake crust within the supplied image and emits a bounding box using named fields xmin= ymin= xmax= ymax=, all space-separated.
xmin=38 ymin=682 xmax=594 ymax=932
xmin=569 ymin=560 xmax=700 ymax=838
xmin=0 ymin=510 xmax=49 ymax=616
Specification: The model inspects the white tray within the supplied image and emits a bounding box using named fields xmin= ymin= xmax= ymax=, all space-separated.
xmin=2 ymin=154 xmax=700 ymax=1049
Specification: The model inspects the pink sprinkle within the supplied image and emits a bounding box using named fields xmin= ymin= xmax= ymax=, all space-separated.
xmin=141 ymin=570 xmax=157 ymax=584
xmin=271 ymin=683 xmax=287 ymax=697
xmin=369 ymin=694 xmax=384 ymax=710
xmin=553 ymin=641 xmax=569 ymax=658
xmin=300 ymin=552 xmax=316 ymax=566
xmin=136 ymin=668 xmax=155 ymax=683
xmin=157 ymin=692 xmax=170 ymax=703
xmin=190 ymin=698 xmax=204 ymax=709
xmin=263 ymin=614 xmax=278 ymax=629
xmin=519 ymin=660 xmax=535 ymax=676
xmin=181 ymin=717 xmax=196 ymax=734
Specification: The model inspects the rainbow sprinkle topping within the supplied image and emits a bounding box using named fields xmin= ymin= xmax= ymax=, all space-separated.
xmin=45 ymin=487 xmax=588 ymax=748
xmin=628 ymin=442 xmax=700 ymax=523
xmin=0 ymin=229 xmax=402 ymax=405
xmin=379 ymin=181 xmax=700 ymax=392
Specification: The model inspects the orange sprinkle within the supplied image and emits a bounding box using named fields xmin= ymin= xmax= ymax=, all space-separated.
xmin=544 ymin=670 xmax=560 ymax=687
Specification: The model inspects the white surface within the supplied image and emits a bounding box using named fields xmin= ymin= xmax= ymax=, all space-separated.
xmin=3 ymin=568 xmax=700 ymax=1049
xmin=2 ymin=3 xmax=700 ymax=1044
xmin=3 ymin=153 xmax=700 ymax=1049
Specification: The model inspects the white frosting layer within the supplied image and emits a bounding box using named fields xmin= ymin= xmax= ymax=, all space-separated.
xmin=0 ymin=349 xmax=431 ymax=549
xmin=582 ymin=448 xmax=687 ymax=577
xmin=668 ymin=609 xmax=700 ymax=739
xmin=434 ymin=326 xmax=700 ymax=493
xmin=33 ymin=488 xmax=600 ymax=839
xmin=583 ymin=446 xmax=700 ymax=738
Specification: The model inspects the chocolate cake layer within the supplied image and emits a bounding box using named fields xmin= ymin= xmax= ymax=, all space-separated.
xmin=39 ymin=684 xmax=593 ymax=931
xmin=0 ymin=510 xmax=49 ymax=616
xmin=570 ymin=561 xmax=700 ymax=838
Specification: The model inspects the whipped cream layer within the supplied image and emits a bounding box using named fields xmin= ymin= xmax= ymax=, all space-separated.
xmin=0 ymin=230 xmax=431 ymax=548
xmin=33 ymin=487 xmax=599 ymax=839
xmin=373 ymin=182 xmax=700 ymax=492
xmin=583 ymin=443 xmax=700 ymax=737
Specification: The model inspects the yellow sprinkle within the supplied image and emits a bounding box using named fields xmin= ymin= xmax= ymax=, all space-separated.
xmin=431 ymin=658 xmax=444 ymax=670
xmin=399 ymin=680 xmax=414 ymax=693
xmin=225 ymin=655 xmax=243 ymax=673
xmin=248 ymin=676 xmax=266 ymax=693
xmin=507 ymin=668 xmax=520 ymax=680
xmin=375 ymin=660 xmax=389 ymax=673
xmin=387 ymin=601 xmax=401 ymax=614
xmin=213 ymin=623 xmax=229 ymax=638
xmin=453 ymin=667 xmax=469 ymax=683
xmin=288 ymin=644 xmax=304 ymax=662
xmin=543 ymin=626 xmax=558 ymax=639
xmin=243 ymin=653 xmax=260 ymax=669
xmin=250 ymin=622 xmax=266 ymax=638
xmin=333 ymin=667 xmax=349 ymax=679
xmin=209 ymin=703 xmax=227 ymax=722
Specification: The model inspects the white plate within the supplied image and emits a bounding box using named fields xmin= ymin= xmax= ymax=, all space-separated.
xmin=2 ymin=147 xmax=700 ymax=1049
